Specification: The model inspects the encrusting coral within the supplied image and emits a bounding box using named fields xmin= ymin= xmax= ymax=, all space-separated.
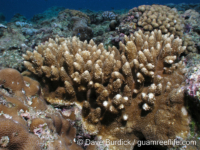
xmin=23 ymin=29 xmax=189 ymax=149
xmin=0 ymin=68 xmax=82 ymax=150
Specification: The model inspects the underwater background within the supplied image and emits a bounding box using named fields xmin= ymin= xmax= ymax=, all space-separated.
xmin=0 ymin=0 xmax=200 ymax=21
xmin=1 ymin=0 xmax=200 ymax=150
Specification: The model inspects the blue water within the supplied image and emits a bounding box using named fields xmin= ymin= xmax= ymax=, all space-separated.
xmin=0 ymin=0 xmax=200 ymax=21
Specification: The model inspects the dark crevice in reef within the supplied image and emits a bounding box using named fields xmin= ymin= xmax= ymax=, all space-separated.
xmin=184 ymin=92 xmax=200 ymax=132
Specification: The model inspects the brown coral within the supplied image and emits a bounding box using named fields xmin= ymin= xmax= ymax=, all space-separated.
xmin=23 ymin=30 xmax=189 ymax=149
xmin=136 ymin=5 xmax=184 ymax=38
xmin=182 ymin=34 xmax=197 ymax=54
xmin=0 ymin=68 xmax=82 ymax=150
xmin=58 ymin=9 xmax=90 ymax=23
xmin=0 ymin=118 xmax=41 ymax=150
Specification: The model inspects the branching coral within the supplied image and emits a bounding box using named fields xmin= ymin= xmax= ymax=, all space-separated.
xmin=182 ymin=35 xmax=197 ymax=54
xmin=23 ymin=29 xmax=189 ymax=149
xmin=135 ymin=5 xmax=184 ymax=37
xmin=117 ymin=5 xmax=198 ymax=55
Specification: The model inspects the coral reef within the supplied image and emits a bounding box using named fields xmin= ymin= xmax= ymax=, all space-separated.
xmin=136 ymin=5 xmax=184 ymax=37
xmin=182 ymin=34 xmax=197 ymax=54
xmin=21 ymin=28 xmax=38 ymax=36
xmin=181 ymin=9 xmax=200 ymax=53
xmin=110 ymin=32 xmax=125 ymax=47
xmin=0 ymin=24 xmax=7 ymax=29
xmin=0 ymin=7 xmax=93 ymax=72
xmin=184 ymin=53 xmax=200 ymax=145
xmin=0 ymin=34 xmax=25 ymax=52
xmin=86 ymin=11 xmax=104 ymax=24
xmin=185 ymin=53 xmax=200 ymax=101
xmin=116 ymin=8 xmax=141 ymax=35
xmin=0 ymin=23 xmax=27 ymax=52
xmin=0 ymin=48 xmax=25 ymax=71
xmin=117 ymin=5 xmax=184 ymax=38
xmin=166 ymin=3 xmax=200 ymax=13
xmin=10 ymin=13 xmax=27 ymax=23
xmin=30 ymin=6 xmax=65 ymax=24
xmin=58 ymin=9 xmax=90 ymax=24
xmin=71 ymin=16 xmax=93 ymax=41
xmin=113 ymin=4 xmax=194 ymax=56
xmin=23 ymin=29 xmax=189 ymax=149
xmin=109 ymin=20 xmax=119 ymax=31
xmin=90 ymin=21 xmax=111 ymax=45
xmin=15 ymin=21 xmax=33 ymax=27
xmin=27 ymin=8 xmax=92 ymax=47
xmin=0 ymin=119 xmax=41 ymax=150
xmin=0 ymin=23 xmax=31 ymax=71
xmin=1 ymin=3 xmax=200 ymax=149
xmin=0 ymin=68 xmax=82 ymax=150
xmin=102 ymin=11 xmax=117 ymax=20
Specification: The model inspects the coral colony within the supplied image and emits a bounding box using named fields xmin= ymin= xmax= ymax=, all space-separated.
xmin=0 ymin=3 xmax=200 ymax=150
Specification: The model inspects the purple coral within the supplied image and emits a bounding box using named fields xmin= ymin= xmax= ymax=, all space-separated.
xmin=184 ymin=23 xmax=192 ymax=33
xmin=185 ymin=55 xmax=200 ymax=100
xmin=186 ymin=70 xmax=200 ymax=98
xmin=102 ymin=11 xmax=117 ymax=20
xmin=111 ymin=32 xmax=125 ymax=44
